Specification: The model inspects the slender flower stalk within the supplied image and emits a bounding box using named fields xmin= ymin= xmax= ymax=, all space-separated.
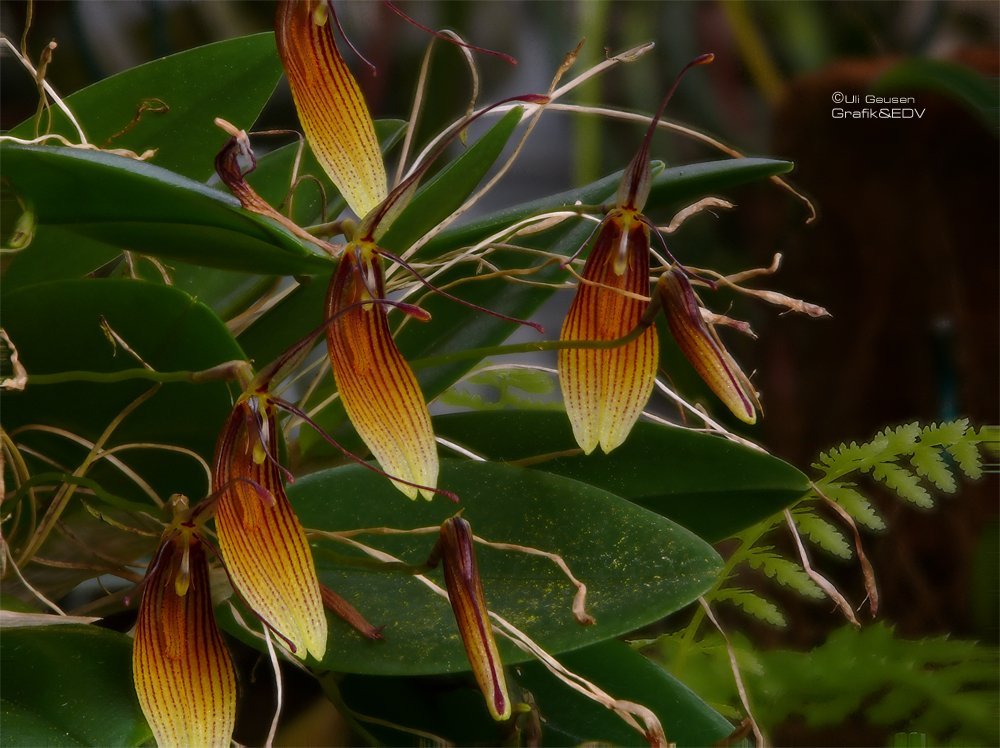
xmin=132 ymin=496 xmax=237 ymax=748
xmin=212 ymin=390 xmax=328 ymax=659
xmin=433 ymin=516 xmax=511 ymax=721
xmin=558 ymin=54 xmax=714 ymax=454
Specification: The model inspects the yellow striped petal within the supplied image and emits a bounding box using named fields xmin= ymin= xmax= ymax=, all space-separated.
xmin=212 ymin=397 xmax=328 ymax=660
xmin=275 ymin=0 xmax=387 ymax=218
xmin=558 ymin=209 xmax=658 ymax=454
xmin=658 ymin=269 xmax=761 ymax=423
xmin=437 ymin=516 xmax=511 ymax=721
xmin=325 ymin=242 xmax=439 ymax=500
xmin=133 ymin=528 xmax=236 ymax=748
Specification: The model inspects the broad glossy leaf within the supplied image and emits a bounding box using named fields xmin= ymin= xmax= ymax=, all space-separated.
xmin=0 ymin=625 xmax=151 ymax=747
xmin=2 ymin=279 xmax=244 ymax=594
xmin=336 ymin=640 xmax=733 ymax=746
xmin=1 ymin=144 xmax=333 ymax=275
xmin=273 ymin=460 xmax=720 ymax=675
xmin=9 ymin=33 xmax=282 ymax=181
xmin=433 ymin=411 xmax=809 ymax=541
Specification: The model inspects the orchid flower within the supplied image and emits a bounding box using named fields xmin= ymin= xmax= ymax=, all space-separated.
xmin=559 ymin=54 xmax=758 ymax=452
xmin=212 ymin=387 xmax=328 ymax=660
xmin=132 ymin=496 xmax=237 ymax=748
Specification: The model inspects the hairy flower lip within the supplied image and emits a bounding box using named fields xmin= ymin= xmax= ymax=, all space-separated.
xmin=212 ymin=394 xmax=328 ymax=660
xmin=436 ymin=516 xmax=511 ymax=721
xmin=133 ymin=522 xmax=236 ymax=748
xmin=325 ymin=242 xmax=439 ymax=500
xmin=558 ymin=209 xmax=659 ymax=454
xmin=658 ymin=268 xmax=761 ymax=423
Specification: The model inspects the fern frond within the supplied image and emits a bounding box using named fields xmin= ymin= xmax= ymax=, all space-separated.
xmin=793 ymin=510 xmax=852 ymax=559
xmin=948 ymin=440 xmax=984 ymax=480
xmin=870 ymin=462 xmax=933 ymax=508
xmin=824 ymin=482 xmax=886 ymax=531
xmin=714 ymin=588 xmax=786 ymax=627
xmin=910 ymin=446 xmax=956 ymax=493
xmin=918 ymin=419 xmax=970 ymax=446
xmin=745 ymin=550 xmax=825 ymax=599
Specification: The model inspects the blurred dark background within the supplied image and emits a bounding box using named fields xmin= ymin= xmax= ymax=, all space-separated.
xmin=3 ymin=1 xmax=997 ymax=743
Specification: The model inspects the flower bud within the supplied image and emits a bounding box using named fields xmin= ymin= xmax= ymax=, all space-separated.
xmin=658 ymin=268 xmax=760 ymax=423
xmin=437 ymin=516 xmax=511 ymax=721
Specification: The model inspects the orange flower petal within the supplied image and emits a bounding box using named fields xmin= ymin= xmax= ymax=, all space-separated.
xmin=133 ymin=530 xmax=236 ymax=748
xmin=325 ymin=243 xmax=439 ymax=499
xmin=558 ymin=209 xmax=658 ymax=454
xmin=213 ymin=398 xmax=328 ymax=660
xmin=658 ymin=269 xmax=760 ymax=423
xmin=438 ymin=517 xmax=511 ymax=721
xmin=275 ymin=0 xmax=387 ymax=218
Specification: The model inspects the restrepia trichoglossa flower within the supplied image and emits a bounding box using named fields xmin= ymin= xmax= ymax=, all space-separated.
xmin=212 ymin=387 xmax=328 ymax=659
xmin=132 ymin=495 xmax=237 ymax=748
xmin=558 ymin=54 xmax=721 ymax=454
xmin=432 ymin=515 xmax=511 ymax=721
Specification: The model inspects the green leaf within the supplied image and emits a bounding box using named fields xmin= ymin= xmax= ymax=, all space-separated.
xmin=0 ymin=625 xmax=150 ymax=747
xmin=874 ymin=59 xmax=998 ymax=130
xmin=2 ymin=280 xmax=243 ymax=520
xmin=432 ymin=410 xmax=809 ymax=541
xmin=9 ymin=33 xmax=282 ymax=181
xmin=336 ymin=640 xmax=733 ymax=747
xmin=378 ymin=108 xmax=525 ymax=254
xmin=1 ymin=144 xmax=333 ymax=275
xmin=278 ymin=460 xmax=720 ymax=675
